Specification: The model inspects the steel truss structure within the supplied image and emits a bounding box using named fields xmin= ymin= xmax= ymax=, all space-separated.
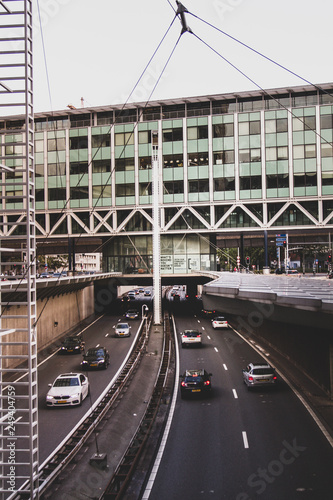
xmin=0 ymin=1 xmax=39 ymax=498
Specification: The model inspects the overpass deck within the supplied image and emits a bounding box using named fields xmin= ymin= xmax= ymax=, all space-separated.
xmin=202 ymin=272 xmax=333 ymax=329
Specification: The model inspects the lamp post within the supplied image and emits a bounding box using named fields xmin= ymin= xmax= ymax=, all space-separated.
xmin=142 ymin=304 xmax=149 ymax=339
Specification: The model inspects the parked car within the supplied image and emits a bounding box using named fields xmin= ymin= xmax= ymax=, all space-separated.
xmin=81 ymin=347 xmax=109 ymax=370
xmin=180 ymin=369 xmax=212 ymax=398
xmin=114 ymin=322 xmax=131 ymax=337
xmin=46 ymin=372 xmax=89 ymax=407
xmin=60 ymin=335 xmax=85 ymax=354
xmin=211 ymin=315 xmax=228 ymax=329
xmin=125 ymin=309 xmax=139 ymax=320
xmin=242 ymin=362 xmax=277 ymax=390
xmin=181 ymin=329 xmax=202 ymax=348
xmin=40 ymin=272 xmax=51 ymax=278
xmin=144 ymin=289 xmax=151 ymax=296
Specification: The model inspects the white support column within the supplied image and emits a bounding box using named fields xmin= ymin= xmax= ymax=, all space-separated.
xmin=152 ymin=131 xmax=161 ymax=325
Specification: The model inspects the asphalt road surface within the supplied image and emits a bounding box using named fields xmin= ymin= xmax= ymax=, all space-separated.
xmin=147 ymin=311 xmax=333 ymax=500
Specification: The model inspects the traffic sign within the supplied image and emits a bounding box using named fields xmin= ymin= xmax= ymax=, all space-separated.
xmin=276 ymin=234 xmax=286 ymax=237
xmin=276 ymin=237 xmax=286 ymax=242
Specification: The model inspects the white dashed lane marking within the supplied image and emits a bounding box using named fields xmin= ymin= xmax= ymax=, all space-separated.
xmin=242 ymin=431 xmax=249 ymax=448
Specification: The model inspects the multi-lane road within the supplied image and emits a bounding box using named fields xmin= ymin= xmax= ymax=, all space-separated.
xmin=146 ymin=299 xmax=333 ymax=500
xmin=17 ymin=286 xmax=333 ymax=499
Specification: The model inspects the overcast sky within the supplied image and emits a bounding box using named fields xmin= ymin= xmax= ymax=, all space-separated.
xmin=33 ymin=0 xmax=333 ymax=113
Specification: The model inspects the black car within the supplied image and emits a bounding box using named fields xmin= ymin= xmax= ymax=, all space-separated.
xmin=201 ymin=308 xmax=216 ymax=317
xmin=81 ymin=347 xmax=110 ymax=370
xmin=180 ymin=369 xmax=212 ymax=398
xmin=60 ymin=335 xmax=85 ymax=354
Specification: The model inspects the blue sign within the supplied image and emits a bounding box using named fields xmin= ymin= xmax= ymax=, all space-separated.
xmin=276 ymin=234 xmax=286 ymax=237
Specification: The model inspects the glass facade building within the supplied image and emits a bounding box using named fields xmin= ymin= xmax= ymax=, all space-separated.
xmin=1 ymin=83 xmax=333 ymax=273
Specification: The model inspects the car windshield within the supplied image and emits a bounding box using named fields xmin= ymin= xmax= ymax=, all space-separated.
xmin=252 ymin=368 xmax=273 ymax=375
xmin=86 ymin=349 xmax=104 ymax=356
xmin=117 ymin=323 xmax=128 ymax=329
xmin=63 ymin=338 xmax=79 ymax=345
xmin=54 ymin=377 xmax=79 ymax=387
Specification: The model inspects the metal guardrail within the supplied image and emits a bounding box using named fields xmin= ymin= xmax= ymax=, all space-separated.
xmin=101 ymin=312 xmax=172 ymax=500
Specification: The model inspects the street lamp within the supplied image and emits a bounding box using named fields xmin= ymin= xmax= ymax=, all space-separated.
xmin=142 ymin=304 xmax=149 ymax=339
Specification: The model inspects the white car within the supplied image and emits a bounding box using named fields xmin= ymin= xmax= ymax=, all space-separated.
xmin=114 ymin=322 xmax=131 ymax=337
xmin=46 ymin=373 xmax=89 ymax=407
xmin=211 ymin=315 xmax=228 ymax=328
xmin=181 ymin=330 xmax=202 ymax=348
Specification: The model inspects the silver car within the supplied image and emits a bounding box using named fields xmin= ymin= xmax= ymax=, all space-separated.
xmin=114 ymin=322 xmax=131 ymax=337
xmin=242 ymin=363 xmax=277 ymax=390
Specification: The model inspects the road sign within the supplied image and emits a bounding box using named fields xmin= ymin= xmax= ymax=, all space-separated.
xmin=276 ymin=234 xmax=286 ymax=237
xmin=276 ymin=242 xmax=284 ymax=247
xmin=276 ymin=237 xmax=286 ymax=242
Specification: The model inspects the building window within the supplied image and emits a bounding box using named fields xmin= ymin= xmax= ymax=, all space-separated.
xmin=92 ymin=160 xmax=110 ymax=173
xmin=213 ymin=150 xmax=234 ymax=164
xmin=48 ymin=137 xmax=66 ymax=151
xmin=293 ymin=173 xmax=317 ymax=188
xmin=163 ymin=180 xmax=184 ymax=194
xmin=48 ymin=163 xmax=66 ymax=176
xmin=115 ymin=184 xmax=135 ymax=196
xmin=188 ymin=152 xmax=209 ymax=166
xmin=214 ymin=178 xmax=235 ymax=191
xmin=70 ymin=136 xmax=88 ymax=149
xmin=239 ymin=149 xmax=261 ymax=163
xmin=266 ymin=146 xmax=288 ymax=161
xmin=187 ymin=125 xmax=208 ymax=140
xmin=139 ymin=183 xmax=152 ymax=196
xmin=239 ymin=120 xmax=260 ymax=136
xmin=240 ymin=176 xmax=262 ymax=190
xmin=213 ymin=123 xmax=234 ymax=137
xmin=92 ymin=134 xmax=110 ymax=148
xmin=115 ymin=132 xmax=134 ymax=146
xmin=189 ymin=179 xmax=209 ymax=193
xmin=163 ymin=127 xmax=183 ymax=142
xmin=163 ymin=154 xmax=183 ymax=168
xmin=92 ymin=185 xmax=111 ymax=198
xmin=70 ymin=186 xmax=89 ymax=199
xmin=266 ymin=174 xmax=289 ymax=189
xmin=293 ymin=144 xmax=316 ymax=159
xmin=48 ymin=188 xmax=66 ymax=201
xmin=115 ymin=158 xmax=135 ymax=171
xmin=139 ymin=156 xmax=152 ymax=169
xmin=70 ymin=162 xmax=88 ymax=174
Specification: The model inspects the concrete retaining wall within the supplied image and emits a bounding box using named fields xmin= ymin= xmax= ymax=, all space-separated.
xmin=1 ymin=285 xmax=94 ymax=369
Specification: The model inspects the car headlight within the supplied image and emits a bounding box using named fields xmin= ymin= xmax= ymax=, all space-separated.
xmin=46 ymin=394 xmax=53 ymax=400
xmin=70 ymin=392 xmax=80 ymax=399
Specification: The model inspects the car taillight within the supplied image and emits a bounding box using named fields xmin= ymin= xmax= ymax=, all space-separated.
xmin=204 ymin=380 xmax=210 ymax=386
xmin=273 ymin=376 xmax=277 ymax=380
xmin=181 ymin=381 xmax=186 ymax=387
xmin=197 ymin=334 xmax=200 ymax=337
xmin=248 ymin=376 xmax=253 ymax=382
